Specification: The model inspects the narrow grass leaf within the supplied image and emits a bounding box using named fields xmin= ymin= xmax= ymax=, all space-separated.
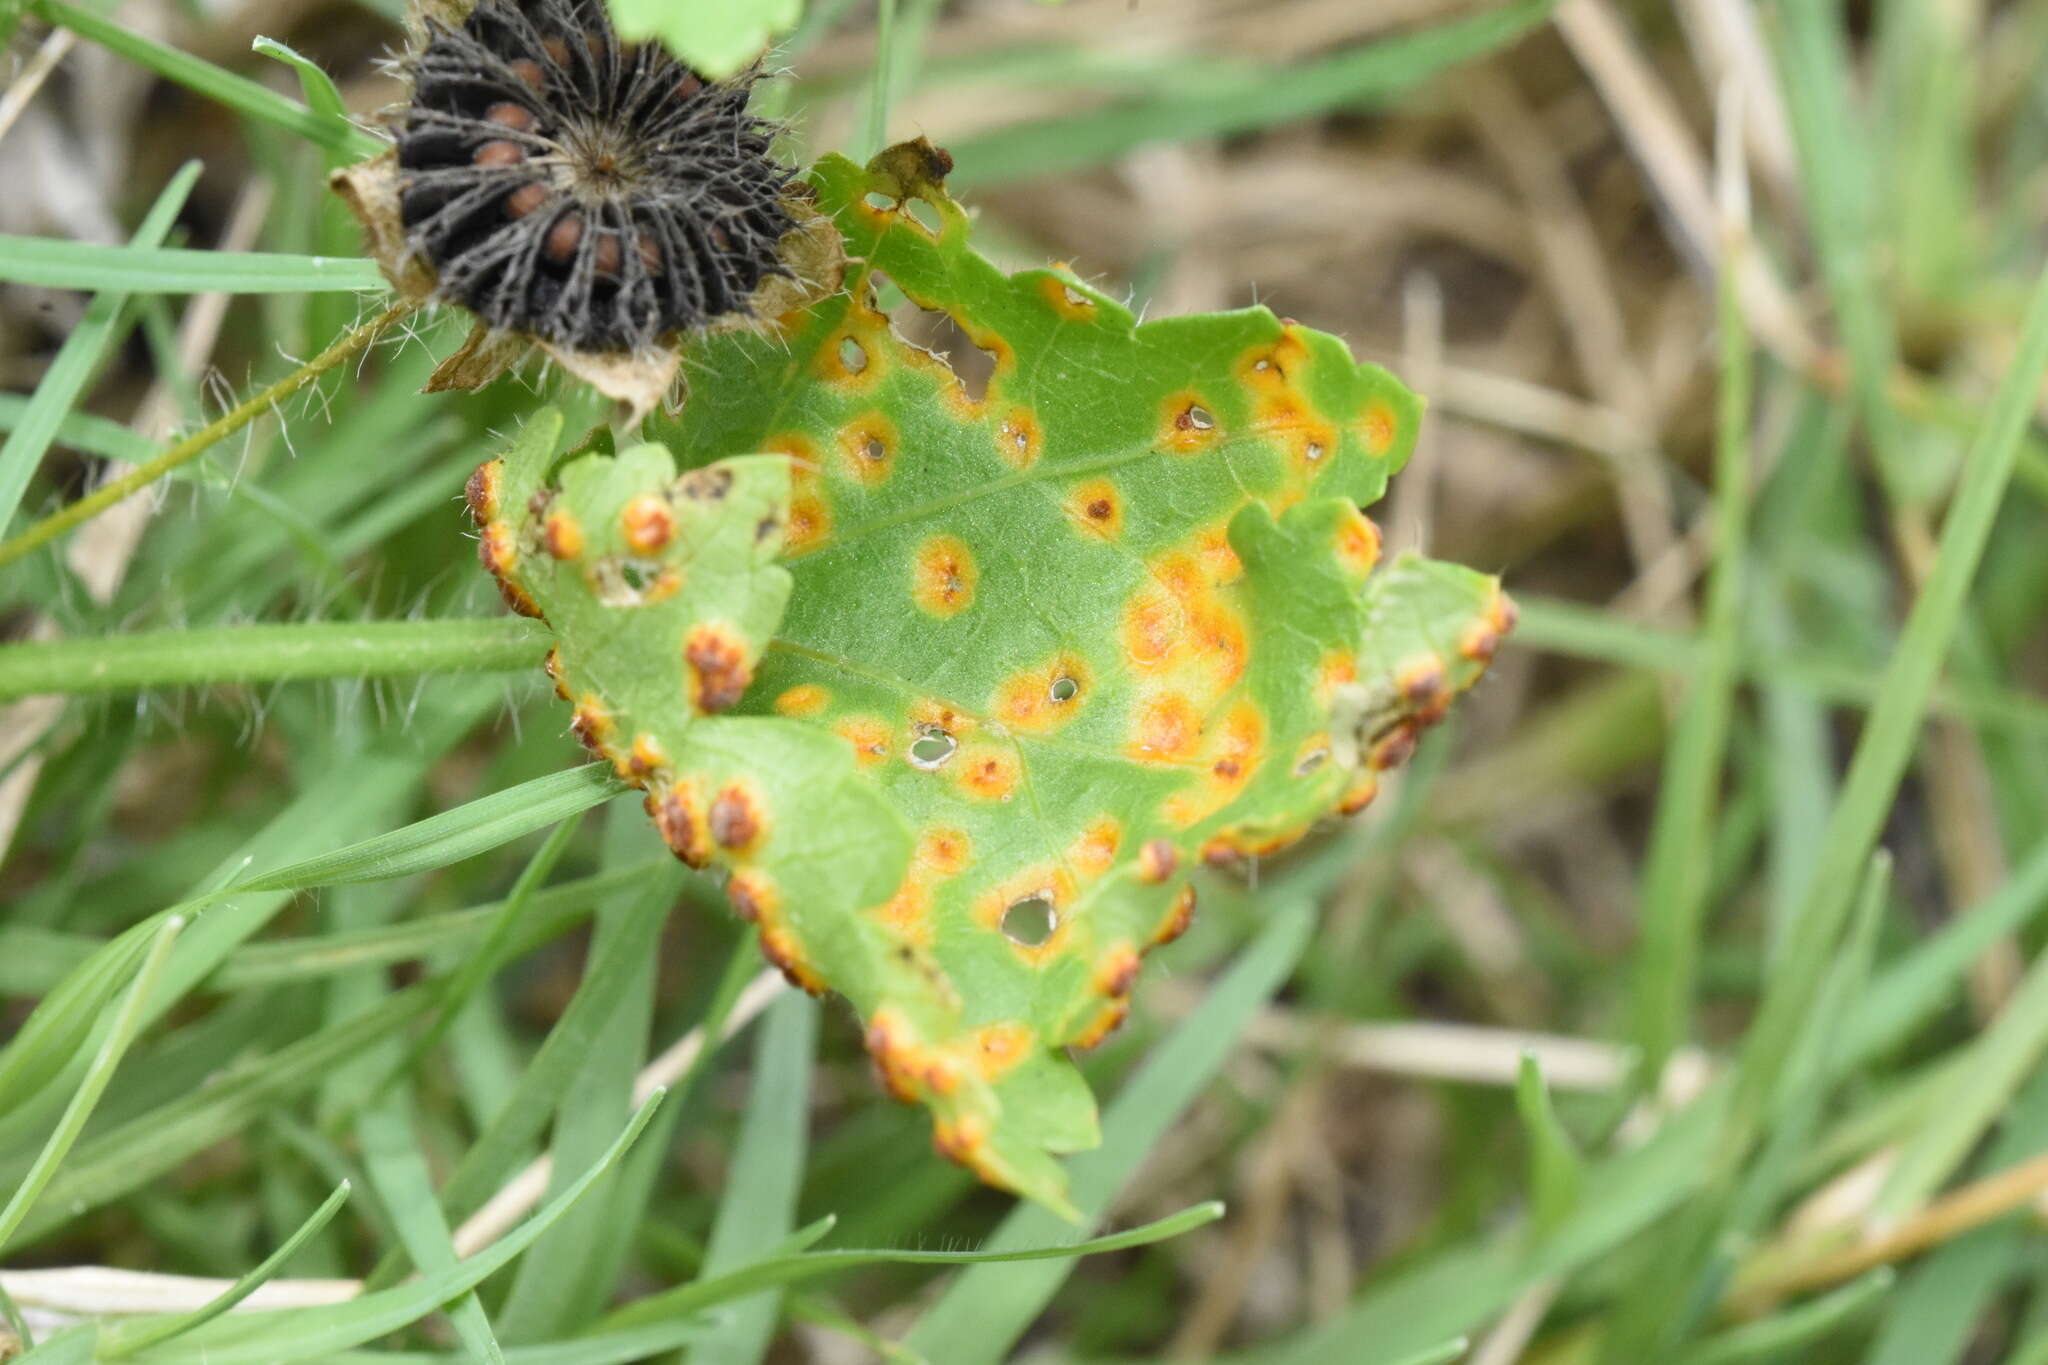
xmin=686 ymin=992 xmax=818 ymax=1365
xmin=226 ymin=765 xmax=624 ymax=896
xmin=134 ymin=1094 xmax=665 ymax=1365
xmin=35 ymin=0 xmax=381 ymax=157
xmin=0 ymin=163 xmax=196 ymax=536
xmin=603 ymin=1202 xmax=1225 ymax=1330
xmin=0 ymin=239 xmax=389 ymax=295
xmin=0 ymin=915 xmax=183 ymax=1253
xmin=1516 ymin=1054 xmax=1585 ymax=1239
xmin=1672 ymin=1269 xmax=1892 ymax=1365
xmin=103 ymin=1181 xmax=353 ymax=1357
xmin=1730 ymin=259 xmax=2048 ymax=1140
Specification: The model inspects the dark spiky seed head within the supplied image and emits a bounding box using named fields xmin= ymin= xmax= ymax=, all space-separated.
xmin=397 ymin=0 xmax=798 ymax=353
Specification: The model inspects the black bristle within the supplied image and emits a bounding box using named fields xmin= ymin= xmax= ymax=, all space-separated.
xmin=397 ymin=0 xmax=797 ymax=352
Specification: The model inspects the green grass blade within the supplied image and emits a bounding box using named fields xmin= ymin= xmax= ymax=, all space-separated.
xmin=0 ymin=163 xmax=196 ymax=536
xmin=603 ymin=1202 xmax=1226 ymax=1330
xmin=1729 ymin=259 xmax=2048 ymax=1139
xmin=685 ymin=992 xmax=818 ymax=1365
xmin=0 ymin=239 xmax=390 ymax=294
xmin=102 ymin=1181 xmax=353 ymax=1357
xmin=1516 ymin=1054 xmax=1585 ymax=1238
xmin=1672 ymin=1269 xmax=1893 ymax=1365
xmin=947 ymin=0 xmax=1556 ymax=187
xmin=135 ymin=1093 xmax=665 ymax=1365
xmin=225 ymin=765 xmax=625 ymax=897
xmin=34 ymin=0 xmax=381 ymax=157
xmin=903 ymin=900 xmax=1314 ymax=1364
xmin=0 ymin=914 xmax=183 ymax=1253
xmin=1629 ymin=144 xmax=1753 ymax=1078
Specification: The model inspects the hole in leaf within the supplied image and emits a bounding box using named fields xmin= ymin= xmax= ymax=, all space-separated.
xmin=864 ymin=191 xmax=897 ymax=212
xmin=1306 ymin=441 xmax=1325 ymax=462
xmin=1181 ymin=404 xmax=1215 ymax=432
xmin=861 ymin=435 xmax=887 ymax=463
xmin=1049 ymin=676 xmax=1080 ymax=704
xmin=908 ymin=727 xmax=957 ymax=770
xmin=621 ymin=562 xmax=653 ymax=592
xmin=906 ymin=198 xmax=942 ymax=234
xmin=874 ymin=271 xmax=998 ymax=402
xmin=1295 ymin=747 xmax=1329 ymax=776
xmin=839 ymin=336 xmax=868 ymax=374
xmin=1002 ymin=894 xmax=1057 ymax=947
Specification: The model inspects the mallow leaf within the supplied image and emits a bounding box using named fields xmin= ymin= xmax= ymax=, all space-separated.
xmin=470 ymin=141 xmax=1515 ymax=1217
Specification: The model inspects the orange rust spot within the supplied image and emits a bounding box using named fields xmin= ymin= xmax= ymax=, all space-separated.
xmin=1398 ymin=655 xmax=1451 ymax=722
xmin=908 ymin=699 xmax=971 ymax=736
xmin=837 ymin=412 xmax=898 ymax=486
xmin=973 ymin=1022 xmax=1034 ymax=1080
xmin=639 ymin=567 xmax=683 ymax=604
xmin=1162 ymin=390 xmax=1220 ymax=456
xmin=709 ymin=782 xmax=764 ymax=851
xmin=1069 ymin=818 xmax=1122 ymax=879
xmin=1362 ymin=396 xmax=1400 ymax=456
xmin=923 ymin=1053 xmax=963 ymax=1097
xmin=975 ymin=866 xmax=1076 ymax=963
xmin=820 ymin=328 xmax=882 ymax=389
xmin=866 ymin=1009 xmax=923 ymax=1103
xmin=997 ymin=408 xmax=1042 ymax=469
xmin=918 ymin=826 xmax=972 ymax=875
xmin=1368 ymin=721 xmax=1420 ymax=772
xmin=1132 ymin=692 xmax=1202 ymax=762
xmin=1153 ymin=884 xmax=1197 ymax=945
xmin=955 ymin=741 xmax=1019 ymax=802
xmin=542 ymin=509 xmax=584 ymax=561
xmin=874 ymin=870 xmax=933 ymax=943
xmin=933 ymin=1112 xmax=991 ymax=1168
xmin=760 ymin=924 xmax=825 ymax=995
xmin=1189 ymin=600 xmax=1250 ymax=691
xmin=543 ymin=647 xmax=570 ymax=701
xmin=1122 ymin=584 xmax=1188 ymax=673
xmin=685 ymin=625 xmax=752 ymax=713
xmin=764 ymin=449 xmax=830 ymax=555
xmin=465 ymin=460 xmax=503 ymax=526
xmin=1210 ymin=702 xmax=1264 ymax=792
xmin=1037 ymin=273 xmax=1097 ymax=322
xmin=1340 ymin=772 xmax=1381 ymax=816
xmin=1334 ymin=507 xmax=1382 ymax=581
xmin=1139 ymin=838 xmax=1179 ymax=884
xmin=569 ymin=693 xmax=613 ymax=757
xmin=1194 ymin=524 xmax=1244 ymax=586
xmin=912 ymin=534 xmax=978 ymax=618
xmin=834 ymin=715 xmax=891 ymax=768
xmin=1093 ymin=942 xmax=1142 ymax=999
xmin=786 ymin=494 xmax=831 ymax=555
xmin=992 ymin=651 xmax=1090 ymax=734
xmin=1316 ymin=650 xmax=1359 ymax=707
xmin=1072 ymin=999 xmax=1131 ymax=1050
xmin=774 ymin=684 xmax=830 ymax=717
xmin=1066 ymin=477 xmax=1123 ymax=540
xmin=626 ymin=733 xmax=667 ymax=779
xmin=620 ymin=495 xmax=674 ymax=555
xmin=1156 ymin=552 xmax=1205 ymax=604
xmin=480 ymin=520 xmax=542 ymax=618
xmin=652 ymin=780 xmax=712 ymax=868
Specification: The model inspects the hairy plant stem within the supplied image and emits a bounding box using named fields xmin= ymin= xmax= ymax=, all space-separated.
xmin=0 ymin=298 xmax=417 ymax=573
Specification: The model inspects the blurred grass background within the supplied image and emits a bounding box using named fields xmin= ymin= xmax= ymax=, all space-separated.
xmin=4 ymin=0 xmax=2048 ymax=1361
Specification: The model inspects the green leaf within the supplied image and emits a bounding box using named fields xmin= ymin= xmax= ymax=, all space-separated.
xmin=0 ymin=164 xmax=196 ymax=537
xmin=1515 ymin=1054 xmax=1585 ymax=1239
xmin=605 ymin=0 xmax=803 ymax=80
xmin=0 ymin=240 xmax=388 ymax=295
xmin=481 ymin=148 xmax=1510 ymax=1214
